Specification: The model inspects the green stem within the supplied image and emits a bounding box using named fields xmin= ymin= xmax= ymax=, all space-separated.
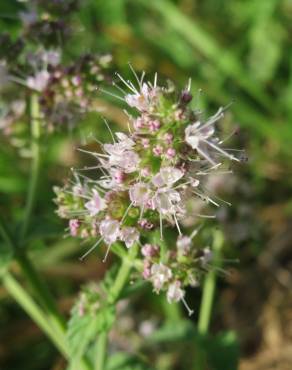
xmin=20 ymin=93 xmax=41 ymax=240
xmin=2 ymin=272 xmax=67 ymax=356
xmin=194 ymin=230 xmax=224 ymax=370
xmin=95 ymin=245 xmax=138 ymax=370
xmin=2 ymin=272 xmax=92 ymax=370
xmin=198 ymin=230 xmax=224 ymax=335
xmin=95 ymin=333 xmax=108 ymax=370
xmin=109 ymin=245 xmax=138 ymax=303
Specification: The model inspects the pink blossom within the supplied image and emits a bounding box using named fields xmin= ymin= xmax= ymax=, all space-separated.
xmin=27 ymin=70 xmax=50 ymax=91
xmin=176 ymin=235 xmax=191 ymax=255
xmin=85 ymin=189 xmax=106 ymax=216
xmin=153 ymin=145 xmax=163 ymax=156
xmin=69 ymin=219 xmax=79 ymax=236
xmin=152 ymin=167 xmax=183 ymax=188
xmin=167 ymin=281 xmax=185 ymax=303
xmin=125 ymin=83 xmax=157 ymax=112
xmin=165 ymin=148 xmax=176 ymax=159
xmin=129 ymin=182 xmax=151 ymax=207
xmin=150 ymin=263 xmax=172 ymax=292
xmin=120 ymin=227 xmax=140 ymax=248
xmin=99 ymin=219 xmax=120 ymax=245
xmin=141 ymin=244 xmax=158 ymax=258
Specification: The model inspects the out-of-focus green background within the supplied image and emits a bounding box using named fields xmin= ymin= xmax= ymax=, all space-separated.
xmin=1 ymin=1 xmax=292 ymax=369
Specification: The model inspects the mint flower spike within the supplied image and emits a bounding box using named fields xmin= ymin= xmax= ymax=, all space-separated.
xmin=55 ymin=70 xmax=242 ymax=308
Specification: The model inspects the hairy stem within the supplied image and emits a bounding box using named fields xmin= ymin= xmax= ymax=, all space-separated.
xmin=20 ymin=93 xmax=41 ymax=240
xmin=95 ymin=332 xmax=108 ymax=370
xmin=95 ymin=244 xmax=138 ymax=370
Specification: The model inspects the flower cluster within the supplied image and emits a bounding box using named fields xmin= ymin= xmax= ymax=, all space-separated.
xmin=55 ymin=72 xmax=241 ymax=308
xmin=0 ymin=0 xmax=112 ymax=136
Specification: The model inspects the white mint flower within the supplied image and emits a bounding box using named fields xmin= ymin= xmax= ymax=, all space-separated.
xmin=85 ymin=189 xmax=106 ymax=216
xmin=120 ymin=227 xmax=140 ymax=248
xmin=99 ymin=219 xmax=120 ymax=245
xmin=150 ymin=263 xmax=172 ymax=292
xmin=152 ymin=188 xmax=182 ymax=215
xmin=152 ymin=167 xmax=184 ymax=188
xmin=167 ymin=281 xmax=185 ymax=303
xmin=26 ymin=70 xmax=50 ymax=92
xmin=125 ymin=83 xmax=157 ymax=111
xmin=176 ymin=235 xmax=192 ymax=255
xmin=185 ymin=108 xmax=239 ymax=165
xmin=104 ymin=136 xmax=140 ymax=173
xmin=129 ymin=182 xmax=151 ymax=207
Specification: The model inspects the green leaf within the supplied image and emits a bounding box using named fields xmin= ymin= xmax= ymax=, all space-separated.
xmin=146 ymin=319 xmax=196 ymax=344
xmin=67 ymin=304 xmax=115 ymax=365
xmin=205 ymin=331 xmax=240 ymax=370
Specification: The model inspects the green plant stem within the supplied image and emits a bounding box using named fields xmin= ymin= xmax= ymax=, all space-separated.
xmin=194 ymin=230 xmax=224 ymax=370
xmin=2 ymin=272 xmax=68 ymax=356
xmin=95 ymin=332 xmax=108 ymax=370
xmin=20 ymin=93 xmax=41 ymax=240
xmin=109 ymin=245 xmax=139 ymax=303
xmin=2 ymin=272 xmax=92 ymax=370
xmin=198 ymin=230 xmax=224 ymax=335
xmin=95 ymin=245 xmax=138 ymax=370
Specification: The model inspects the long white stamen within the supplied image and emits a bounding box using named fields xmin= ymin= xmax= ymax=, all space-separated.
xmin=112 ymin=81 xmax=127 ymax=95
xmin=190 ymin=225 xmax=203 ymax=239
xmin=102 ymin=243 xmax=112 ymax=263
xmin=140 ymin=71 xmax=145 ymax=85
xmin=121 ymin=201 xmax=134 ymax=224
xmin=128 ymin=63 xmax=141 ymax=88
xmin=154 ymin=73 xmax=157 ymax=88
xmin=102 ymin=118 xmax=116 ymax=143
xmin=196 ymin=146 xmax=217 ymax=166
xmin=115 ymin=72 xmax=137 ymax=93
xmin=194 ymin=213 xmax=216 ymax=219
xmin=181 ymin=297 xmax=194 ymax=316
xmin=99 ymin=88 xmax=125 ymax=102
xmin=173 ymin=212 xmax=182 ymax=235
xmin=187 ymin=77 xmax=191 ymax=91
xmin=159 ymin=211 xmax=163 ymax=240
xmin=203 ymin=139 xmax=239 ymax=162
xmin=79 ymin=237 xmax=103 ymax=261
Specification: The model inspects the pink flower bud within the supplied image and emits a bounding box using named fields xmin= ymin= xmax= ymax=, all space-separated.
xmin=141 ymin=138 xmax=150 ymax=148
xmin=164 ymin=132 xmax=173 ymax=144
xmin=166 ymin=148 xmax=176 ymax=159
xmin=153 ymin=145 xmax=163 ymax=156
xmin=69 ymin=219 xmax=79 ymax=236
xmin=141 ymin=244 xmax=158 ymax=258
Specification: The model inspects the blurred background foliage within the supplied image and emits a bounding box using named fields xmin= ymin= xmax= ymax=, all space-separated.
xmin=0 ymin=0 xmax=292 ymax=369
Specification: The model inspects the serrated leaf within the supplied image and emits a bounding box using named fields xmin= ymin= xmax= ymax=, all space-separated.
xmin=67 ymin=304 xmax=116 ymax=365
xmin=206 ymin=331 xmax=239 ymax=370
xmin=146 ymin=320 xmax=196 ymax=344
